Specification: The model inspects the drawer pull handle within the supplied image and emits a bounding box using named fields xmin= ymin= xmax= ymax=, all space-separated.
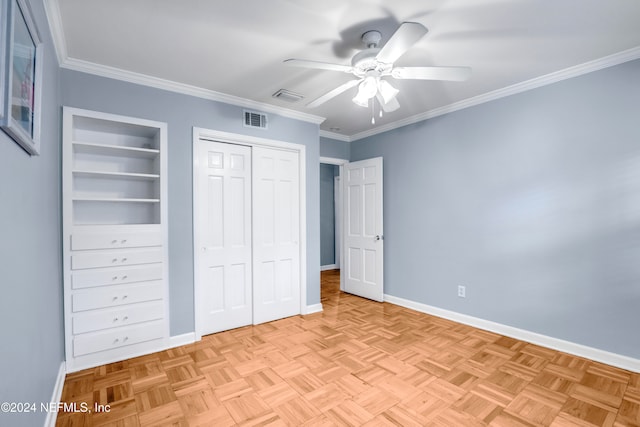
xmin=112 ymin=296 xmax=118 ymax=301
xmin=121 ymin=239 xmax=127 ymax=244
xmin=114 ymin=338 xmax=119 ymax=343
xmin=111 ymin=240 xmax=117 ymax=244
xmin=112 ymin=258 xmax=118 ymax=263
xmin=112 ymin=276 xmax=118 ymax=281
xmin=123 ymin=336 xmax=129 ymax=342
xmin=121 ymin=258 xmax=128 ymax=262
xmin=113 ymin=317 xmax=118 ymax=322
xmin=123 ymin=316 xmax=129 ymax=321
xmin=121 ymin=275 xmax=128 ymax=280
xmin=122 ymin=295 xmax=128 ymax=300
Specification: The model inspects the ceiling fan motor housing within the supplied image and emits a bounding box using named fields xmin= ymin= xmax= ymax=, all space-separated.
xmin=352 ymin=48 xmax=392 ymax=78
xmin=361 ymin=30 xmax=382 ymax=48
xmin=352 ymin=30 xmax=394 ymax=78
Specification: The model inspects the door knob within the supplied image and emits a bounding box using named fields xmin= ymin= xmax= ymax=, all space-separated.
xmin=375 ymin=235 xmax=383 ymax=241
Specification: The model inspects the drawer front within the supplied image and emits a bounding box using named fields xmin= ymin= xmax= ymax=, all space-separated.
xmin=72 ymin=265 xmax=163 ymax=289
xmin=73 ymin=321 xmax=165 ymax=357
xmin=72 ymin=301 xmax=164 ymax=334
xmin=71 ymin=231 xmax=162 ymax=250
xmin=72 ymin=281 xmax=163 ymax=312
xmin=72 ymin=248 xmax=163 ymax=270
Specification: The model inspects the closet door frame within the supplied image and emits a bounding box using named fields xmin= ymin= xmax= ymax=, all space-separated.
xmin=192 ymin=127 xmax=307 ymax=341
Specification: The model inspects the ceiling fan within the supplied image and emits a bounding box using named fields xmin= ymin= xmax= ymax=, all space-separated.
xmin=284 ymin=22 xmax=471 ymax=115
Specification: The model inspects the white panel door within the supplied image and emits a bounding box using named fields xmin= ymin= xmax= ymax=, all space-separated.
xmin=253 ymin=147 xmax=301 ymax=324
xmin=195 ymin=141 xmax=252 ymax=334
xmin=344 ymin=157 xmax=384 ymax=301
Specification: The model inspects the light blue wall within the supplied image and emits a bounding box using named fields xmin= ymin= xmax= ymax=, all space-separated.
xmin=0 ymin=1 xmax=64 ymax=426
xmin=320 ymin=164 xmax=338 ymax=266
xmin=320 ymin=136 xmax=349 ymax=160
xmin=351 ymin=59 xmax=640 ymax=359
xmin=60 ymin=69 xmax=321 ymax=333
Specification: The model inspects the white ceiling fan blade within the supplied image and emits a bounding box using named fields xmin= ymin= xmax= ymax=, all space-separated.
xmin=284 ymin=58 xmax=353 ymax=73
xmin=376 ymin=92 xmax=400 ymax=113
xmin=307 ymin=79 xmax=361 ymax=108
xmin=392 ymin=66 xmax=472 ymax=81
xmin=376 ymin=22 xmax=428 ymax=64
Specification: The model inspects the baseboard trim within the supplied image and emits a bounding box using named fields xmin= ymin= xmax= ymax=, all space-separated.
xmin=320 ymin=264 xmax=338 ymax=271
xmin=384 ymin=294 xmax=640 ymax=373
xmin=168 ymin=333 xmax=197 ymax=349
xmin=43 ymin=362 xmax=66 ymax=427
xmin=303 ymin=303 xmax=324 ymax=315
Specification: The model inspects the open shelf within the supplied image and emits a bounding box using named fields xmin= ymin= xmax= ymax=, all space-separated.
xmin=72 ymin=170 xmax=160 ymax=181
xmin=73 ymin=142 xmax=159 ymax=159
xmin=66 ymin=107 xmax=166 ymax=226
xmin=72 ymin=200 xmax=161 ymax=225
xmin=73 ymin=197 xmax=160 ymax=203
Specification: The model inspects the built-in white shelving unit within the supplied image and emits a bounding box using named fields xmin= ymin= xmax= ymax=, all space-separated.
xmin=62 ymin=107 xmax=169 ymax=372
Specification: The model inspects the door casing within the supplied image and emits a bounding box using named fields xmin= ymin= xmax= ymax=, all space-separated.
xmin=320 ymin=157 xmax=348 ymax=290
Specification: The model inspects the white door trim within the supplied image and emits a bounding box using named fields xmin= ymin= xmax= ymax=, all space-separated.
xmin=193 ymin=127 xmax=307 ymax=340
xmin=319 ymin=156 xmax=348 ymax=166
xmin=320 ymin=157 xmax=348 ymax=289
xmin=334 ymin=175 xmax=341 ymax=270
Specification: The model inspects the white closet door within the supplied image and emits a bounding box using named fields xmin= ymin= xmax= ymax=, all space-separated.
xmin=196 ymin=141 xmax=252 ymax=334
xmin=253 ymin=147 xmax=301 ymax=324
xmin=343 ymin=157 xmax=384 ymax=302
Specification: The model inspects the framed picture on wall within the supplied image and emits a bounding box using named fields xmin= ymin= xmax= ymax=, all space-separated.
xmin=0 ymin=0 xmax=43 ymax=155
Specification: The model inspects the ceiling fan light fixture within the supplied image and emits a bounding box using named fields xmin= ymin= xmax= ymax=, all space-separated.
xmin=352 ymin=93 xmax=369 ymax=108
xmin=353 ymin=76 xmax=379 ymax=108
xmin=360 ymin=76 xmax=379 ymax=99
xmin=378 ymin=79 xmax=399 ymax=104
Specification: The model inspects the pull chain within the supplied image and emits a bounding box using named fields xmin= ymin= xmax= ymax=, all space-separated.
xmin=371 ymin=98 xmax=375 ymax=124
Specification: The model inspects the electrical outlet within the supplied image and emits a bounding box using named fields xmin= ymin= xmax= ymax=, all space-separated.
xmin=458 ymin=285 xmax=466 ymax=298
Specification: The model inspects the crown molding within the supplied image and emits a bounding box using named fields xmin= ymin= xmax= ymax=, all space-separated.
xmin=319 ymin=130 xmax=351 ymax=142
xmin=43 ymin=0 xmax=326 ymax=127
xmin=350 ymin=46 xmax=640 ymax=141
xmin=43 ymin=0 xmax=67 ymax=64
xmin=60 ymin=58 xmax=325 ymax=124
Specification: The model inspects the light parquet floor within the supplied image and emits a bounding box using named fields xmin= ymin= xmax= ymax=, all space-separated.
xmin=57 ymin=270 xmax=640 ymax=426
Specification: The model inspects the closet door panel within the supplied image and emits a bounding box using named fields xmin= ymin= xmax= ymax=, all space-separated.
xmin=253 ymin=147 xmax=301 ymax=324
xmin=196 ymin=142 xmax=253 ymax=335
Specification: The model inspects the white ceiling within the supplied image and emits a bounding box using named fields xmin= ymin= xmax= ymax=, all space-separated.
xmin=51 ymin=0 xmax=640 ymax=140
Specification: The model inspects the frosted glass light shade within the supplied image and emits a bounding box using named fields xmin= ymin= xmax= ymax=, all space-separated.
xmin=378 ymin=80 xmax=399 ymax=104
xmin=353 ymin=76 xmax=380 ymax=107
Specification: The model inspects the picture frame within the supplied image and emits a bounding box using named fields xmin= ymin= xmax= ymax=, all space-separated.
xmin=0 ymin=0 xmax=43 ymax=155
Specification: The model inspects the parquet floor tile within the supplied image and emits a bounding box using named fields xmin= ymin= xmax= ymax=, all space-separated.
xmin=57 ymin=269 xmax=640 ymax=426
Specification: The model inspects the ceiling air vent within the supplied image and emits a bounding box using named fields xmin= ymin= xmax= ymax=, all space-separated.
xmin=244 ymin=110 xmax=268 ymax=129
xmin=272 ymin=89 xmax=304 ymax=103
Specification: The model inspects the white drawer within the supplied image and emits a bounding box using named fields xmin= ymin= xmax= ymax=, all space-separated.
xmin=72 ymin=301 xmax=164 ymax=334
xmin=72 ymin=281 xmax=163 ymax=312
xmin=73 ymin=320 xmax=165 ymax=357
xmin=71 ymin=265 xmax=162 ymax=289
xmin=72 ymin=248 xmax=162 ymax=270
xmin=71 ymin=231 xmax=162 ymax=250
